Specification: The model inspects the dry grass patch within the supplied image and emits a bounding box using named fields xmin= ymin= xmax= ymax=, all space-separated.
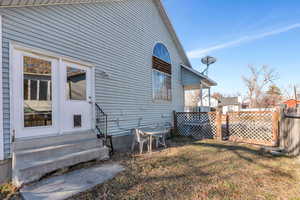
xmin=70 ymin=138 xmax=300 ymax=200
xmin=1 ymin=138 xmax=300 ymax=200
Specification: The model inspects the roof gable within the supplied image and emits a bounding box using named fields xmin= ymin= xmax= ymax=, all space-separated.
xmin=0 ymin=0 xmax=191 ymax=67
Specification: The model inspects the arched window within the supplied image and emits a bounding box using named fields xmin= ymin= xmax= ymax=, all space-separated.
xmin=152 ymin=43 xmax=172 ymax=101
xmin=153 ymin=43 xmax=171 ymax=64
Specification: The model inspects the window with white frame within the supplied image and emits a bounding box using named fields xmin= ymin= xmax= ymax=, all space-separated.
xmin=152 ymin=43 xmax=172 ymax=101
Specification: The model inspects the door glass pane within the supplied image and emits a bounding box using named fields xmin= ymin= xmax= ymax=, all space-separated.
xmin=66 ymin=67 xmax=86 ymax=101
xmin=30 ymin=80 xmax=37 ymax=100
xmin=23 ymin=56 xmax=52 ymax=127
xmin=39 ymin=81 xmax=48 ymax=101
xmin=24 ymin=79 xmax=29 ymax=100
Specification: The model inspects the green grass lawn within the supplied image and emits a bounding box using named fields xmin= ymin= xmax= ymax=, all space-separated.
xmin=1 ymin=138 xmax=300 ymax=200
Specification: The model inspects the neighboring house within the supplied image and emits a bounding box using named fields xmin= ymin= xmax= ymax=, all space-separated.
xmin=0 ymin=0 xmax=217 ymax=185
xmin=283 ymin=99 xmax=300 ymax=108
xmin=184 ymin=90 xmax=218 ymax=112
xmin=202 ymin=96 xmax=219 ymax=108
xmin=219 ymin=97 xmax=241 ymax=113
xmin=183 ymin=96 xmax=219 ymax=112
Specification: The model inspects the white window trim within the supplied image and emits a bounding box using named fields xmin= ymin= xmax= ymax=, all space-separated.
xmin=0 ymin=15 xmax=4 ymax=160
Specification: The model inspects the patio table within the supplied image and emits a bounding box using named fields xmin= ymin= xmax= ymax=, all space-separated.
xmin=139 ymin=127 xmax=166 ymax=153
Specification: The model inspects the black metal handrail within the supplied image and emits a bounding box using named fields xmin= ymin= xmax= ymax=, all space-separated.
xmin=95 ymin=103 xmax=113 ymax=155
xmin=95 ymin=103 xmax=107 ymax=138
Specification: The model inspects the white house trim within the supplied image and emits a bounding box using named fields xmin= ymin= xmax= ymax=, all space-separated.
xmin=0 ymin=15 xmax=4 ymax=160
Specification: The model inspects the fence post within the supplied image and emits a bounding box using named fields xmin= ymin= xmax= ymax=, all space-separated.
xmin=226 ymin=113 xmax=229 ymax=139
xmin=173 ymin=110 xmax=178 ymax=137
xmin=279 ymin=106 xmax=285 ymax=149
xmin=272 ymin=108 xmax=280 ymax=147
xmin=215 ymin=110 xmax=222 ymax=140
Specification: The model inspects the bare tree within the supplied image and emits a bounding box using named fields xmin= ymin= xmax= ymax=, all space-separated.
xmin=260 ymin=85 xmax=282 ymax=108
xmin=282 ymin=84 xmax=300 ymax=100
xmin=211 ymin=92 xmax=223 ymax=101
xmin=242 ymin=65 xmax=278 ymax=108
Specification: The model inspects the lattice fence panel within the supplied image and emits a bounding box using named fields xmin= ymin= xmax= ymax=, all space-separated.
xmin=176 ymin=112 xmax=217 ymax=139
xmin=227 ymin=111 xmax=274 ymax=145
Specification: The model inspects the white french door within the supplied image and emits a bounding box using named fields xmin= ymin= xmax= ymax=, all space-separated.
xmin=12 ymin=48 xmax=94 ymax=138
xmin=60 ymin=61 xmax=93 ymax=133
xmin=12 ymin=50 xmax=59 ymax=138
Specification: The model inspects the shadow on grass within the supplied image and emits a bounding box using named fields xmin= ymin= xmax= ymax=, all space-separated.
xmin=192 ymin=141 xmax=295 ymax=179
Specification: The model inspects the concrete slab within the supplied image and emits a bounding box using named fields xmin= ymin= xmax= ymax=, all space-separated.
xmin=20 ymin=163 xmax=125 ymax=200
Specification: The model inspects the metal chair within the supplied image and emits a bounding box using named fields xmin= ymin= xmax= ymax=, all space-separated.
xmin=131 ymin=128 xmax=150 ymax=154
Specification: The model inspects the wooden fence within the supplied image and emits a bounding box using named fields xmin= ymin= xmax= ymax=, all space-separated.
xmin=174 ymin=109 xmax=279 ymax=146
xmin=227 ymin=111 xmax=279 ymax=146
xmin=280 ymin=107 xmax=300 ymax=156
xmin=173 ymin=111 xmax=222 ymax=140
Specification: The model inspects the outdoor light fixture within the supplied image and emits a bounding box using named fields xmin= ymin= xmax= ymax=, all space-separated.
xmin=201 ymin=56 xmax=217 ymax=76
xmin=99 ymin=71 xmax=109 ymax=79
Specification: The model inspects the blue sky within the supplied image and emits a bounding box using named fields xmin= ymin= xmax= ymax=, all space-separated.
xmin=163 ymin=0 xmax=300 ymax=96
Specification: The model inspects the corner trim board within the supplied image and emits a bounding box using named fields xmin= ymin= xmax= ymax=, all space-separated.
xmin=0 ymin=15 xmax=4 ymax=160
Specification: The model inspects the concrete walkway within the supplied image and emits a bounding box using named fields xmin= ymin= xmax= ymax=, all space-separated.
xmin=20 ymin=163 xmax=125 ymax=200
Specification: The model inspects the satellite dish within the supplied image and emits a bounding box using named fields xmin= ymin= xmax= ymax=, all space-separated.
xmin=200 ymin=56 xmax=217 ymax=76
xmin=201 ymin=56 xmax=217 ymax=66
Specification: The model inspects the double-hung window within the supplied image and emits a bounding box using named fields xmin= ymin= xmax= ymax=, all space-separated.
xmin=152 ymin=43 xmax=172 ymax=101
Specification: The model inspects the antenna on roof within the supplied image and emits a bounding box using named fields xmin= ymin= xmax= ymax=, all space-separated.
xmin=201 ymin=56 xmax=217 ymax=76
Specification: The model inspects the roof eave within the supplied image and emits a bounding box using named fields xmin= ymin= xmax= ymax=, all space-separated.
xmin=181 ymin=64 xmax=217 ymax=87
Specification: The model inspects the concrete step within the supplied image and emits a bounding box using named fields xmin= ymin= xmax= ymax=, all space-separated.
xmin=15 ymin=138 xmax=104 ymax=165
xmin=13 ymin=130 xmax=97 ymax=151
xmin=13 ymin=147 xmax=109 ymax=187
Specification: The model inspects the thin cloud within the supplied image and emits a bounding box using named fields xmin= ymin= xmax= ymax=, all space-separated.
xmin=187 ymin=23 xmax=300 ymax=59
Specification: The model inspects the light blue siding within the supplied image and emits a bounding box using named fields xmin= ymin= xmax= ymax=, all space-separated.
xmin=182 ymin=68 xmax=203 ymax=87
xmin=1 ymin=0 xmax=187 ymax=158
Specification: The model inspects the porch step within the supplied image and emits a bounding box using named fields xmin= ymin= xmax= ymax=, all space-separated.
xmin=13 ymin=131 xmax=97 ymax=151
xmin=12 ymin=131 xmax=109 ymax=187
xmin=15 ymin=147 xmax=109 ymax=186
xmin=15 ymin=138 xmax=103 ymax=165
xmin=13 ymin=147 xmax=109 ymax=187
